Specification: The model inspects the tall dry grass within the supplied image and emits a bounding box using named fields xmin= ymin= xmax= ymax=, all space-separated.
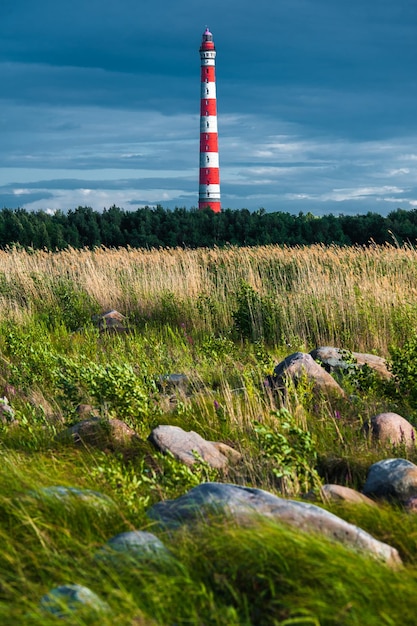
xmin=0 ymin=243 xmax=416 ymax=353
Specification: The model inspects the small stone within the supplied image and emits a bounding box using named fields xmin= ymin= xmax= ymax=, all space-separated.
xmin=95 ymin=530 xmax=174 ymax=571
xmin=148 ymin=425 xmax=231 ymax=469
xmin=320 ymin=484 xmax=377 ymax=506
xmin=0 ymin=397 xmax=16 ymax=424
xmin=405 ymin=496 xmax=417 ymax=513
xmin=29 ymin=485 xmax=116 ymax=510
xmin=92 ymin=309 xmax=128 ymax=333
xmin=157 ymin=373 xmax=189 ymax=392
xmin=40 ymin=584 xmax=110 ymax=618
xmin=210 ymin=441 xmax=242 ymax=465
xmin=107 ymin=530 xmax=166 ymax=554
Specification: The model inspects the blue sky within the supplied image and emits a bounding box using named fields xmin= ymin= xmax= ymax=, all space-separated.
xmin=0 ymin=0 xmax=416 ymax=215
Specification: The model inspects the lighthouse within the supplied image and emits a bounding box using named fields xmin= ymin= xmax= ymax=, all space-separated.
xmin=199 ymin=27 xmax=221 ymax=213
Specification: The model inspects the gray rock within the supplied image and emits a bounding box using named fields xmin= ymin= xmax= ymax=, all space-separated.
xmin=310 ymin=347 xmax=352 ymax=373
xmin=363 ymin=458 xmax=417 ymax=502
xmin=273 ymin=352 xmax=345 ymax=398
xmin=40 ymin=584 xmax=110 ymax=618
xmin=148 ymin=425 xmax=234 ymax=469
xmin=366 ymin=412 xmax=416 ymax=449
xmin=95 ymin=530 xmax=174 ymax=571
xmin=310 ymin=347 xmax=392 ymax=380
xmin=210 ymin=441 xmax=242 ymax=464
xmin=29 ymin=485 xmax=116 ymax=510
xmin=320 ymin=484 xmax=377 ymax=506
xmin=147 ymin=482 xmax=400 ymax=566
xmin=106 ymin=530 xmax=167 ymax=554
xmin=0 ymin=397 xmax=16 ymax=424
xmin=57 ymin=417 xmax=140 ymax=450
xmin=157 ymin=373 xmax=189 ymax=392
xmin=404 ymin=496 xmax=417 ymax=513
xmin=92 ymin=309 xmax=128 ymax=333
xmin=353 ymin=352 xmax=392 ymax=380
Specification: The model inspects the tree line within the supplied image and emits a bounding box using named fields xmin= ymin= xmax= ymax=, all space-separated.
xmin=0 ymin=205 xmax=416 ymax=250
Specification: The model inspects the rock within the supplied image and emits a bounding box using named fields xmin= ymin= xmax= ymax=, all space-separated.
xmin=92 ymin=309 xmax=128 ymax=333
xmin=404 ymin=496 xmax=417 ymax=513
xmin=353 ymin=352 xmax=392 ymax=380
xmin=29 ymin=485 xmax=116 ymax=510
xmin=57 ymin=417 xmax=140 ymax=451
xmin=310 ymin=347 xmax=392 ymax=380
xmin=157 ymin=373 xmax=189 ymax=393
xmin=310 ymin=347 xmax=352 ymax=374
xmin=147 ymin=482 xmax=400 ymax=566
xmin=95 ymin=530 xmax=174 ymax=571
xmin=365 ymin=412 xmax=416 ymax=449
xmin=40 ymin=584 xmax=110 ymax=618
xmin=320 ymin=484 xmax=377 ymax=506
xmin=0 ymin=397 xmax=16 ymax=424
xmin=148 ymin=425 xmax=234 ymax=470
xmin=76 ymin=403 xmax=100 ymax=418
xmin=272 ymin=352 xmax=345 ymax=398
xmin=363 ymin=458 xmax=417 ymax=502
xmin=210 ymin=441 xmax=242 ymax=465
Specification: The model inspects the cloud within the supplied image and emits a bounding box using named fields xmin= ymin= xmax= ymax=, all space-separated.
xmin=0 ymin=0 xmax=415 ymax=215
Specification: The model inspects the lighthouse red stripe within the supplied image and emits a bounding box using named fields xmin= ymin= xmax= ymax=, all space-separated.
xmin=200 ymin=100 xmax=217 ymax=116
xmin=199 ymin=134 xmax=218 ymax=152
xmin=200 ymin=66 xmax=216 ymax=82
xmin=199 ymin=169 xmax=220 ymax=185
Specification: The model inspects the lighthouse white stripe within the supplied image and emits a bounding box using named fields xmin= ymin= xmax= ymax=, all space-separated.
xmin=200 ymin=82 xmax=216 ymax=99
xmin=199 ymin=152 xmax=219 ymax=168
xmin=199 ymin=184 xmax=221 ymax=196
xmin=200 ymin=115 xmax=218 ymax=133
xmin=200 ymin=51 xmax=216 ymax=62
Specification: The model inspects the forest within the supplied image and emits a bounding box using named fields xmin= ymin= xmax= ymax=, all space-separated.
xmin=1 ymin=204 xmax=417 ymax=249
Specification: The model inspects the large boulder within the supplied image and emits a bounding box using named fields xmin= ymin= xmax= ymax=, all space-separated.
xmin=272 ymin=352 xmax=345 ymax=398
xmin=147 ymin=482 xmax=400 ymax=566
xmin=363 ymin=458 xmax=417 ymax=502
xmin=148 ymin=425 xmax=240 ymax=470
xmin=57 ymin=417 xmax=140 ymax=451
xmin=365 ymin=412 xmax=416 ymax=449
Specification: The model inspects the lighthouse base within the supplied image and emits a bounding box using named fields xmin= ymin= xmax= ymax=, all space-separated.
xmin=198 ymin=201 xmax=221 ymax=213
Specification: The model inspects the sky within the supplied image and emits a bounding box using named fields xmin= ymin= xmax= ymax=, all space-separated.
xmin=0 ymin=0 xmax=416 ymax=215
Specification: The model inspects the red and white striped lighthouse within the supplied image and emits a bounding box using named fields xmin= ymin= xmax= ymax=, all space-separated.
xmin=199 ymin=27 xmax=221 ymax=213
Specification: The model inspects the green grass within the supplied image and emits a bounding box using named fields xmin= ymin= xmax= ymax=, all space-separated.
xmin=1 ymin=244 xmax=417 ymax=623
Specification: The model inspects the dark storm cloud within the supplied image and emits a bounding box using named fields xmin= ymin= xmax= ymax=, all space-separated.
xmin=0 ymin=0 xmax=416 ymax=213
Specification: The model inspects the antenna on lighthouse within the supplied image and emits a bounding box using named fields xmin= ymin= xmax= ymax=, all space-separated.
xmin=198 ymin=27 xmax=221 ymax=213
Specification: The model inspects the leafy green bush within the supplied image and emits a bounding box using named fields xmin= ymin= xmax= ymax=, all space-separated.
xmin=254 ymin=408 xmax=321 ymax=495
xmin=55 ymin=357 xmax=152 ymax=425
xmin=389 ymin=334 xmax=417 ymax=406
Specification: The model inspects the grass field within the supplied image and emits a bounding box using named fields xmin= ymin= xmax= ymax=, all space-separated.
xmin=1 ymin=243 xmax=417 ymax=624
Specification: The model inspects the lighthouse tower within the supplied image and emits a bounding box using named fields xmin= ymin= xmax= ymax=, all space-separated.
xmin=199 ymin=27 xmax=221 ymax=213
